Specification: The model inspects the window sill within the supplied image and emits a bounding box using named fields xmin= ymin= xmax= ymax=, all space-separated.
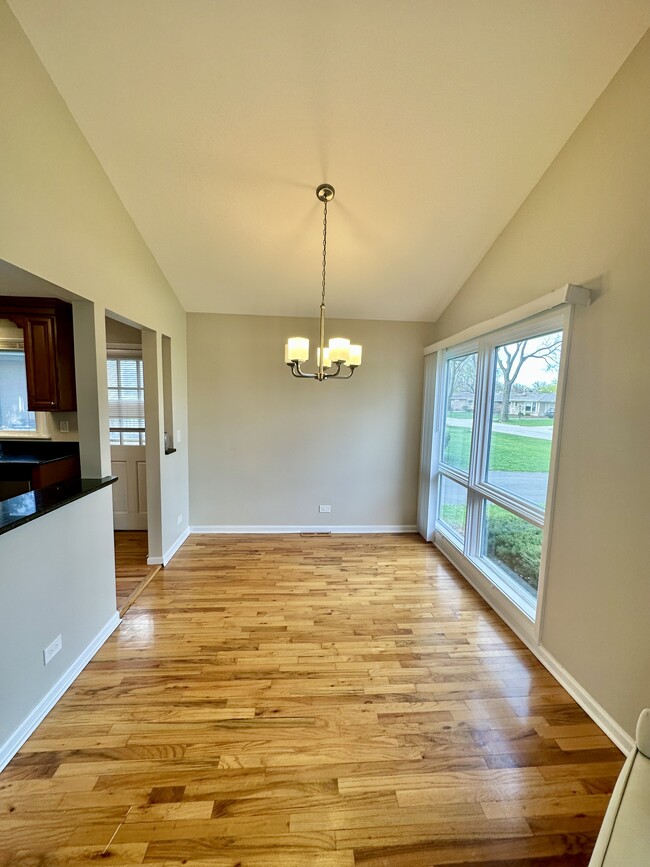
xmin=468 ymin=553 xmax=537 ymax=622
xmin=0 ymin=431 xmax=51 ymax=440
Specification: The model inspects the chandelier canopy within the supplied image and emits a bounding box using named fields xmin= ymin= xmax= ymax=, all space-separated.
xmin=284 ymin=184 xmax=362 ymax=381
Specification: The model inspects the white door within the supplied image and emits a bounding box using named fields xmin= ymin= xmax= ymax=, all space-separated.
xmin=111 ymin=444 xmax=147 ymax=530
xmin=107 ymin=352 xmax=147 ymax=531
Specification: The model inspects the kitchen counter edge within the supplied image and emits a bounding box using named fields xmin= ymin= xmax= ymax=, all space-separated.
xmin=0 ymin=477 xmax=117 ymax=536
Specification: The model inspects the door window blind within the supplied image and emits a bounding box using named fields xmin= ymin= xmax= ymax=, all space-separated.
xmin=107 ymin=355 xmax=145 ymax=445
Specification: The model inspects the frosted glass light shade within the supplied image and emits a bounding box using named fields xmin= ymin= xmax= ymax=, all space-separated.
xmin=329 ymin=337 xmax=350 ymax=362
xmin=287 ymin=336 xmax=309 ymax=362
xmin=347 ymin=344 xmax=362 ymax=366
xmin=317 ymin=347 xmax=331 ymax=368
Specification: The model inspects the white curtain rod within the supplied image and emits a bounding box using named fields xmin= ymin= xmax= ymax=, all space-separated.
xmin=424 ymin=284 xmax=591 ymax=356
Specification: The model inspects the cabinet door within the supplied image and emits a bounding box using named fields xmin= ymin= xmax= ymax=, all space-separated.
xmin=23 ymin=315 xmax=59 ymax=410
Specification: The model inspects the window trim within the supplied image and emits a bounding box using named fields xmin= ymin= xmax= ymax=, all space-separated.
xmin=0 ymin=339 xmax=49 ymax=438
xmin=431 ymin=306 xmax=574 ymax=640
xmin=437 ymin=475 xmax=468 ymax=549
xmin=106 ymin=347 xmax=146 ymax=447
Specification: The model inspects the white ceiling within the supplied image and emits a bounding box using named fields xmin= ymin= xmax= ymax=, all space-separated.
xmin=9 ymin=1 xmax=650 ymax=322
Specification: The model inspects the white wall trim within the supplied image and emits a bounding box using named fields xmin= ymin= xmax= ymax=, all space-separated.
xmin=190 ymin=524 xmax=418 ymax=535
xmin=433 ymin=536 xmax=634 ymax=756
xmin=0 ymin=611 xmax=121 ymax=773
xmin=533 ymin=645 xmax=635 ymax=756
xmin=424 ymin=284 xmax=591 ymax=356
xmin=147 ymin=526 xmax=191 ymax=566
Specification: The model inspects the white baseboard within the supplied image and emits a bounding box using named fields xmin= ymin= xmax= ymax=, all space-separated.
xmin=147 ymin=526 xmax=417 ymax=564
xmin=533 ymin=647 xmax=634 ymax=755
xmin=0 ymin=611 xmax=121 ymax=773
xmin=147 ymin=527 xmax=191 ymax=566
xmin=433 ymin=537 xmax=635 ymax=756
xmin=189 ymin=525 xmax=418 ymax=534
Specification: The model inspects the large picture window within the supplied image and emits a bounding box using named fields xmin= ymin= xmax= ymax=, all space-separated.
xmin=433 ymin=311 xmax=566 ymax=620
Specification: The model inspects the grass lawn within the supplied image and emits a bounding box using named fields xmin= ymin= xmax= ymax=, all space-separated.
xmin=449 ymin=412 xmax=554 ymax=427
xmin=443 ymin=427 xmax=551 ymax=472
xmin=501 ymin=417 xmax=554 ymax=427
xmin=439 ymin=502 xmax=466 ymax=537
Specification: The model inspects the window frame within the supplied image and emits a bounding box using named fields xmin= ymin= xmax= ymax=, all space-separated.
xmin=106 ymin=346 xmax=146 ymax=447
xmin=438 ymin=341 xmax=479 ymax=484
xmin=436 ymin=474 xmax=468 ymax=548
xmin=0 ymin=339 xmax=49 ymax=438
xmin=431 ymin=307 xmax=573 ymax=639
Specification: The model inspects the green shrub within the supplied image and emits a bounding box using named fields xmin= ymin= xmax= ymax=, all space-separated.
xmin=438 ymin=492 xmax=543 ymax=592
xmin=485 ymin=507 xmax=542 ymax=589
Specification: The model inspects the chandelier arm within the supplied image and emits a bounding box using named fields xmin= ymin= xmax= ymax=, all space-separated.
xmin=324 ymin=361 xmax=343 ymax=378
xmin=289 ymin=362 xmax=318 ymax=379
xmin=331 ymin=365 xmax=357 ymax=380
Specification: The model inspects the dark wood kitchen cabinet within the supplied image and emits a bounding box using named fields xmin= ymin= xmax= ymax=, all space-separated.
xmin=0 ymin=296 xmax=77 ymax=411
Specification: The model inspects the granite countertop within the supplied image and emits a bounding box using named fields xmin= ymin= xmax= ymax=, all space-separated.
xmin=0 ymin=440 xmax=80 ymax=470
xmin=0 ymin=453 xmax=76 ymax=465
xmin=0 ymin=476 xmax=117 ymax=535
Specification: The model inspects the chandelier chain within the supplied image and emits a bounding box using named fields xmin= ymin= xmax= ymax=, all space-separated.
xmin=284 ymin=182 xmax=360 ymax=381
xmin=321 ymin=200 xmax=328 ymax=308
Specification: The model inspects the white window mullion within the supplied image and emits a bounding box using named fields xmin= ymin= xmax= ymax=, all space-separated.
xmin=471 ymin=482 xmax=545 ymax=529
xmin=468 ymin=340 xmax=491 ymax=490
xmin=464 ymin=487 xmax=483 ymax=560
xmin=438 ymin=464 xmax=468 ymax=487
xmin=464 ymin=339 xmax=492 ymax=560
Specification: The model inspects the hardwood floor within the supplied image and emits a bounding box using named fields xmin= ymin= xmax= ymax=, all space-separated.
xmin=114 ymin=531 xmax=161 ymax=616
xmin=0 ymin=534 xmax=623 ymax=866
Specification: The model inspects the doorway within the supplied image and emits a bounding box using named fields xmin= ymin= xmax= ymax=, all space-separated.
xmin=105 ymin=316 xmax=160 ymax=615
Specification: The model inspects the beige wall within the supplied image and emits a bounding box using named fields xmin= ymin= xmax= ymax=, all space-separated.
xmin=188 ymin=314 xmax=435 ymax=528
xmin=105 ymin=318 xmax=142 ymax=346
xmin=0 ymin=0 xmax=189 ymax=757
xmin=0 ymin=0 xmax=189 ymax=558
xmin=0 ymin=489 xmax=116 ymax=750
xmin=434 ymin=29 xmax=650 ymax=736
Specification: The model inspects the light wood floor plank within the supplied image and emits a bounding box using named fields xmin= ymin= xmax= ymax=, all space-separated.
xmin=0 ymin=533 xmax=623 ymax=865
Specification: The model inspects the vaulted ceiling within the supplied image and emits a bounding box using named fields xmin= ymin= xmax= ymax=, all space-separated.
xmin=9 ymin=1 xmax=650 ymax=321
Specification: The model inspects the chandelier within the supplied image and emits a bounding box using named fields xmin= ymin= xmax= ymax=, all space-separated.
xmin=285 ymin=184 xmax=362 ymax=380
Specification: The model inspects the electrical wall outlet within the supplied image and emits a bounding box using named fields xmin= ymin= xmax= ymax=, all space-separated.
xmin=177 ymin=513 xmax=183 ymax=525
xmin=176 ymin=429 xmax=182 ymax=443
xmin=59 ymin=420 xmax=69 ymax=433
xmin=319 ymin=505 xmax=331 ymax=513
xmin=43 ymin=634 xmax=62 ymax=665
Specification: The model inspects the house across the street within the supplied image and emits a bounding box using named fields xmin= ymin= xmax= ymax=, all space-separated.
xmin=449 ymin=390 xmax=556 ymax=418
